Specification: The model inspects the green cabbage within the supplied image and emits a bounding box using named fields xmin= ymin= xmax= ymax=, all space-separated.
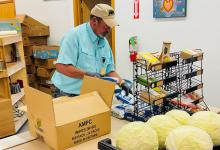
xmin=166 ymin=109 xmax=191 ymax=125
xmin=166 ymin=126 xmax=213 ymax=150
xmin=188 ymin=111 xmax=220 ymax=146
xmin=147 ymin=115 xmax=181 ymax=149
xmin=116 ymin=122 xmax=158 ymax=150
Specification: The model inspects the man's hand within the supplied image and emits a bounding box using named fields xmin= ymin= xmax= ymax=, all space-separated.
xmin=120 ymin=81 xmax=132 ymax=96
xmin=86 ymin=72 xmax=102 ymax=78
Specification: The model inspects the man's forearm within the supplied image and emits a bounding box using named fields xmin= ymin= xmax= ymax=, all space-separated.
xmin=55 ymin=63 xmax=86 ymax=78
xmin=107 ymin=71 xmax=123 ymax=84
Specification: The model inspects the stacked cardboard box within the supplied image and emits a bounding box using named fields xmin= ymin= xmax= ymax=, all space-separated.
xmin=34 ymin=45 xmax=59 ymax=94
xmin=17 ymin=14 xmax=59 ymax=94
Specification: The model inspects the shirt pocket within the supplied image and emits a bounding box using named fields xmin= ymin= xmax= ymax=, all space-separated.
xmin=77 ymin=49 xmax=96 ymax=72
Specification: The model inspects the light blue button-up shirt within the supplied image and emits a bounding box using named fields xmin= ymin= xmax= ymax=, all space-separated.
xmin=51 ymin=23 xmax=115 ymax=94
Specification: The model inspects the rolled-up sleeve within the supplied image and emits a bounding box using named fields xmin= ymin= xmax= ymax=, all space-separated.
xmin=106 ymin=46 xmax=116 ymax=74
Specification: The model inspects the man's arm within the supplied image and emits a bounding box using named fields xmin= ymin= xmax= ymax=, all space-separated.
xmin=107 ymin=71 xmax=123 ymax=84
xmin=56 ymin=63 xmax=86 ymax=78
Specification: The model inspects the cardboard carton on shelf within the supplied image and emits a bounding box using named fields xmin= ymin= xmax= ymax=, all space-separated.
xmin=25 ymin=56 xmax=33 ymax=65
xmin=26 ymin=65 xmax=36 ymax=74
xmin=140 ymin=87 xmax=168 ymax=105
xmin=180 ymin=49 xmax=203 ymax=60
xmin=21 ymin=24 xmax=49 ymax=37
xmin=36 ymin=67 xmax=55 ymax=79
xmin=23 ymin=46 xmax=34 ymax=56
xmin=17 ymin=14 xmax=47 ymax=27
xmin=38 ymin=84 xmax=52 ymax=95
xmin=22 ymin=36 xmax=48 ymax=46
xmin=32 ymin=45 xmax=59 ymax=59
xmin=0 ymin=19 xmax=22 ymax=34
xmin=34 ymin=58 xmax=57 ymax=69
xmin=137 ymin=51 xmax=162 ymax=71
xmin=24 ymin=76 xmax=115 ymax=150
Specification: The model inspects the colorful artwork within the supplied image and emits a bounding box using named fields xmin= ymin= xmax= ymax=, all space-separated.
xmin=153 ymin=0 xmax=187 ymax=18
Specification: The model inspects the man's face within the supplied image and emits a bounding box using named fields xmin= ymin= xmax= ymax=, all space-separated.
xmin=96 ymin=19 xmax=111 ymax=37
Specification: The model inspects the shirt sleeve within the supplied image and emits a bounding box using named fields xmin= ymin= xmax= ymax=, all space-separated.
xmin=56 ymin=29 xmax=79 ymax=66
xmin=106 ymin=43 xmax=116 ymax=74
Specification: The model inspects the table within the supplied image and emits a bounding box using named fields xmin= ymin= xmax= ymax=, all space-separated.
xmin=5 ymin=107 xmax=220 ymax=150
xmin=8 ymin=117 xmax=128 ymax=150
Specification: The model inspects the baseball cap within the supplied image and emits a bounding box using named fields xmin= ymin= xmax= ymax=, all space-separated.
xmin=91 ymin=4 xmax=119 ymax=28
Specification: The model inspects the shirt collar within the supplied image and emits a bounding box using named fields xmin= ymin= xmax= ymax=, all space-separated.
xmin=87 ymin=22 xmax=99 ymax=43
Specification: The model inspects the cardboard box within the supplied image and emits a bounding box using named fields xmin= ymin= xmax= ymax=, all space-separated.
xmin=21 ymin=24 xmax=49 ymax=37
xmin=38 ymin=85 xmax=52 ymax=94
xmin=25 ymin=56 xmax=33 ymax=65
xmin=24 ymin=46 xmax=33 ymax=56
xmin=17 ymin=14 xmax=47 ymax=27
xmin=37 ymin=67 xmax=55 ymax=79
xmin=0 ymin=19 xmax=22 ymax=33
xmin=33 ymin=45 xmax=59 ymax=59
xmin=180 ymin=49 xmax=203 ymax=60
xmin=140 ymin=88 xmax=167 ymax=105
xmin=26 ymin=65 xmax=36 ymax=74
xmin=37 ymin=77 xmax=53 ymax=86
xmin=137 ymin=51 xmax=162 ymax=70
xmin=27 ymin=73 xmax=36 ymax=84
xmin=35 ymin=58 xmax=57 ymax=69
xmin=22 ymin=36 xmax=48 ymax=46
xmin=25 ymin=76 xmax=115 ymax=150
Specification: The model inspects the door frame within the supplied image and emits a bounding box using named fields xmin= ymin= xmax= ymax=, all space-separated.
xmin=73 ymin=0 xmax=116 ymax=59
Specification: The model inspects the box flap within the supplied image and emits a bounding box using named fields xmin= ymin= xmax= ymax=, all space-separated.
xmin=80 ymin=76 xmax=115 ymax=108
xmin=16 ymin=14 xmax=47 ymax=26
xmin=24 ymin=86 xmax=55 ymax=124
xmin=53 ymin=91 xmax=110 ymax=126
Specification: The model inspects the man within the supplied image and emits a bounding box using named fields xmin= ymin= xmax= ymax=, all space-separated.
xmin=51 ymin=3 xmax=131 ymax=98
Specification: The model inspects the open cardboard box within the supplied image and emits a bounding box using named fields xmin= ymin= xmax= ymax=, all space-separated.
xmin=24 ymin=76 xmax=115 ymax=150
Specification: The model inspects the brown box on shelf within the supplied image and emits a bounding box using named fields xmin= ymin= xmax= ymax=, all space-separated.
xmin=22 ymin=36 xmax=48 ymax=46
xmin=24 ymin=46 xmax=33 ymax=56
xmin=34 ymin=58 xmax=57 ymax=69
xmin=38 ymin=77 xmax=53 ymax=87
xmin=21 ymin=24 xmax=49 ymax=37
xmin=26 ymin=65 xmax=36 ymax=74
xmin=180 ymin=49 xmax=203 ymax=60
xmin=25 ymin=56 xmax=33 ymax=65
xmin=25 ymin=76 xmax=115 ymax=150
xmin=38 ymin=84 xmax=52 ymax=95
xmin=36 ymin=67 xmax=55 ymax=79
xmin=140 ymin=88 xmax=167 ymax=105
xmin=27 ymin=74 xmax=36 ymax=84
xmin=17 ymin=14 xmax=47 ymax=27
xmin=29 ymin=82 xmax=39 ymax=89
xmin=0 ymin=99 xmax=15 ymax=138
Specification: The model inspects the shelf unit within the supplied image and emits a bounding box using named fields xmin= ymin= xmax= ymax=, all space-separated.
xmin=132 ymin=56 xmax=179 ymax=121
xmin=178 ymin=50 xmax=209 ymax=113
xmin=0 ymin=34 xmax=28 ymax=138
xmin=131 ymin=50 xmax=209 ymax=121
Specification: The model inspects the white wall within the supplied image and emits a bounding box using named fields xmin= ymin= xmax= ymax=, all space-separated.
xmin=115 ymin=0 xmax=220 ymax=107
xmin=15 ymin=0 xmax=74 ymax=45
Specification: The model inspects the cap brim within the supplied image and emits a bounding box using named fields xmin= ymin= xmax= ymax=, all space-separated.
xmin=103 ymin=18 xmax=119 ymax=28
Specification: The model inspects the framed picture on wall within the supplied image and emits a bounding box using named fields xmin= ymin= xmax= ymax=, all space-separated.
xmin=153 ymin=0 xmax=187 ymax=18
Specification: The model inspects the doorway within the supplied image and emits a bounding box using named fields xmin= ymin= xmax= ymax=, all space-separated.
xmin=73 ymin=0 xmax=116 ymax=59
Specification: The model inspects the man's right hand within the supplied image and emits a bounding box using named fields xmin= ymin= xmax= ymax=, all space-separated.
xmin=86 ymin=72 xmax=102 ymax=78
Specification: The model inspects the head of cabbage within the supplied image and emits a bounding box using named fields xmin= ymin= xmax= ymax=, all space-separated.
xmin=188 ymin=111 xmax=220 ymax=146
xmin=166 ymin=109 xmax=191 ymax=125
xmin=147 ymin=115 xmax=181 ymax=149
xmin=116 ymin=121 xmax=159 ymax=150
xmin=165 ymin=126 xmax=213 ymax=150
